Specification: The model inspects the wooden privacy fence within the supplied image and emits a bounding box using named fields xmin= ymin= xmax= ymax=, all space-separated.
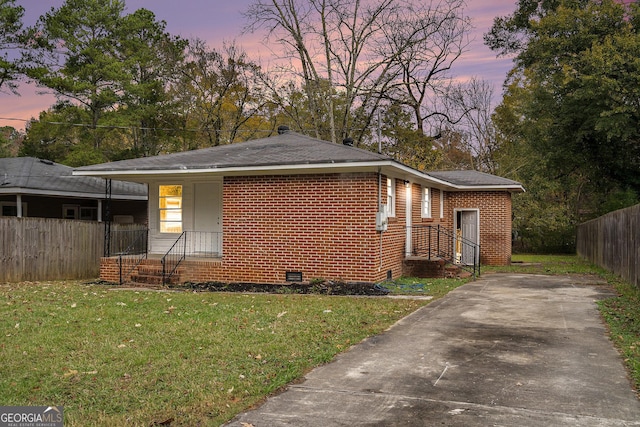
xmin=576 ymin=203 xmax=640 ymax=289
xmin=0 ymin=217 xmax=145 ymax=283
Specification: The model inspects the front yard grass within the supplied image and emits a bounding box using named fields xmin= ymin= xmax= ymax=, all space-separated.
xmin=0 ymin=280 xmax=431 ymax=426
xmin=2 ymin=255 xmax=637 ymax=426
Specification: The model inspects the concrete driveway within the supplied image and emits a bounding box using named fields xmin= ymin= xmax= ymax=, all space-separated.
xmin=225 ymin=274 xmax=640 ymax=426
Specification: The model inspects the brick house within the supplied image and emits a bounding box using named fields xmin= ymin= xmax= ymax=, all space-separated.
xmin=0 ymin=156 xmax=147 ymax=223
xmin=74 ymin=128 xmax=523 ymax=285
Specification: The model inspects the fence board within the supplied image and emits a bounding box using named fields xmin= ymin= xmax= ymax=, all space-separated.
xmin=577 ymin=204 xmax=640 ymax=289
xmin=0 ymin=218 xmax=146 ymax=283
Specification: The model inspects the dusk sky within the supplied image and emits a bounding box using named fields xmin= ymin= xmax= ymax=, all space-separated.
xmin=0 ymin=0 xmax=518 ymax=131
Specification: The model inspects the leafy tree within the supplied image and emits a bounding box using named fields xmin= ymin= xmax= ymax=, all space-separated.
xmin=115 ymin=8 xmax=187 ymax=157
xmin=376 ymin=102 xmax=443 ymax=171
xmin=25 ymin=0 xmax=125 ymax=149
xmin=0 ymin=0 xmax=24 ymax=94
xmin=485 ymin=0 xmax=640 ymax=252
xmin=22 ymin=0 xmax=189 ymax=162
xmin=0 ymin=125 xmax=22 ymax=156
xmin=486 ymin=0 xmax=640 ymax=194
xmin=173 ymin=39 xmax=268 ymax=147
xmin=20 ymin=103 xmax=106 ymax=165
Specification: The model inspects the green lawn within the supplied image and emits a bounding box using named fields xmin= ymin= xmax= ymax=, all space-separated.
xmin=0 ymin=281 xmax=431 ymax=426
xmin=2 ymin=255 xmax=637 ymax=426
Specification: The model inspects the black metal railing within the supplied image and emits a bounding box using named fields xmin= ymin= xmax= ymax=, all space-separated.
xmin=115 ymin=229 xmax=149 ymax=285
xmin=105 ymin=227 xmax=148 ymax=257
xmin=161 ymin=231 xmax=222 ymax=285
xmin=408 ymin=225 xmax=480 ymax=278
xmin=162 ymin=231 xmax=187 ymax=285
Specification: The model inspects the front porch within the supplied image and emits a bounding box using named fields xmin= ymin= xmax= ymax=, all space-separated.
xmin=102 ymin=229 xmax=223 ymax=286
xmin=100 ymin=225 xmax=480 ymax=287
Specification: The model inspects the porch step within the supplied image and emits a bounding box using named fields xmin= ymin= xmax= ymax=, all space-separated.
xmin=128 ymin=262 xmax=184 ymax=286
xmin=402 ymin=256 xmax=472 ymax=279
xmin=403 ymin=256 xmax=446 ymax=278
xmin=444 ymin=264 xmax=472 ymax=279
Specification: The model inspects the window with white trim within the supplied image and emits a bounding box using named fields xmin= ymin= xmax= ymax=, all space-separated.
xmin=159 ymin=185 xmax=182 ymax=233
xmin=421 ymin=186 xmax=431 ymax=218
xmin=387 ymin=178 xmax=396 ymax=217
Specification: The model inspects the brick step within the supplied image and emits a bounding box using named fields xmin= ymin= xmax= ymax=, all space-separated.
xmin=444 ymin=265 xmax=473 ymax=279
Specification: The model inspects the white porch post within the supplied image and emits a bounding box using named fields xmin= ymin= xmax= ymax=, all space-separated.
xmin=97 ymin=199 xmax=102 ymax=222
xmin=16 ymin=194 xmax=22 ymax=217
xmin=405 ymin=181 xmax=412 ymax=256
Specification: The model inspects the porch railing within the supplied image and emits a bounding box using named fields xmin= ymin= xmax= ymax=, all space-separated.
xmin=105 ymin=226 xmax=148 ymax=257
xmin=161 ymin=231 xmax=222 ymax=285
xmin=408 ymin=225 xmax=480 ymax=278
xmin=115 ymin=229 xmax=149 ymax=285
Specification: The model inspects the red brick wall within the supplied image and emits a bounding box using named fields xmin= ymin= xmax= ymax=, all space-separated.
xmin=99 ymin=176 xmax=513 ymax=284
xmin=221 ymin=173 xmax=389 ymax=284
xmin=444 ymin=191 xmax=513 ymax=265
xmin=382 ymin=178 xmax=407 ymax=280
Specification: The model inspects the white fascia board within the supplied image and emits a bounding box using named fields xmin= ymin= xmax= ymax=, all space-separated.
xmin=446 ymin=184 xmax=526 ymax=193
xmin=72 ymin=161 xmax=524 ymax=192
xmin=0 ymin=187 xmax=147 ymax=200
xmin=73 ymin=161 xmax=407 ymax=178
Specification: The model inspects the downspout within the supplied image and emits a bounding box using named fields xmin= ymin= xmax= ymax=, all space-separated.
xmin=405 ymin=181 xmax=412 ymax=257
xmin=378 ymin=167 xmax=383 ymax=272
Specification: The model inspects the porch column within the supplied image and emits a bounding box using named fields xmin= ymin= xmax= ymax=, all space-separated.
xmin=405 ymin=181 xmax=412 ymax=256
xmin=16 ymin=194 xmax=22 ymax=217
xmin=97 ymin=199 xmax=102 ymax=222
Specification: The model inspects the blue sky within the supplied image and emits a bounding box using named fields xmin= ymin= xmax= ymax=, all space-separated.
xmin=0 ymin=0 xmax=517 ymax=130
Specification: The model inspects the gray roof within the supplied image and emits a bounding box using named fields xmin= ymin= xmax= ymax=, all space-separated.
xmin=427 ymin=170 xmax=523 ymax=188
xmin=75 ymin=130 xmax=389 ymax=172
xmin=74 ymin=130 xmax=524 ymax=192
xmin=0 ymin=157 xmax=147 ymax=199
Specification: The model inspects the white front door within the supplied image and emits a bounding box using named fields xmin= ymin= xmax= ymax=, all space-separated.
xmin=193 ymin=182 xmax=222 ymax=256
xmin=456 ymin=210 xmax=479 ymax=265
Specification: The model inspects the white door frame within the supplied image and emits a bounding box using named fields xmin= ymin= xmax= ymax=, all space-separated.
xmin=453 ymin=208 xmax=480 ymax=265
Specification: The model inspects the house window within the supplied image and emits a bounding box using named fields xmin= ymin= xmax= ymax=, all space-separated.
xmin=387 ymin=178 xmax=396 ymax=217
xmin=159 ymin=185 xmax=182 ymax=233
xmin=80 ymin=207 xmax=98 ymax=221
xmin=0 ymin=202 xmax=27 ymax=217
xmin=421 ymin=186 xmax=431 ymax=218
xmin=63 ymin=204 xmax=79 ymax=219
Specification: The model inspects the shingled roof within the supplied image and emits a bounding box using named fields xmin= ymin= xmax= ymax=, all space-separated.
xmin=0 ymin=157 xmax=147 ymax=199
xmin=75 ymin=130 xmax=389 ymax=173
xmin=427 ymin=170 xmax=523 ymax=189
xmin=74 ymin=129 xmax=524 ymax=192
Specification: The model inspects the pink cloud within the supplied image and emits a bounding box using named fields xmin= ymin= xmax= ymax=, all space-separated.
xmin=0 ymin=0 xmax=517 ymax=131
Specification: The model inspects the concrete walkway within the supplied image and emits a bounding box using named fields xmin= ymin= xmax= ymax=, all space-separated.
xmin=225 ymin=274 xmax=640 ymax=426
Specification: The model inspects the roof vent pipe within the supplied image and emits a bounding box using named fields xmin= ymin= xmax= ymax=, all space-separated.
xmin=277 ymin=125 xmax=290 ymax=135
xmin=343 ymin=137 xmax=354 ymax=146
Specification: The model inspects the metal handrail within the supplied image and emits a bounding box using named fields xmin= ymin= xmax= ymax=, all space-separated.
xmin=161 ymin=231 xmax=187 ymax=285
xmin=160 ymin=231 xmax=223 ymax=285
xmin=409 ymin=225 xmax=480 ymax=278
xmin=116 ymin=229 xmax=149 ymax=285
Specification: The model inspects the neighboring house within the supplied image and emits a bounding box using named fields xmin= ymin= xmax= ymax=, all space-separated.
xmin=0 ymin=157 xmax=147 ymax=223
xmin=74 ymin=128 xmax=524 ymax=285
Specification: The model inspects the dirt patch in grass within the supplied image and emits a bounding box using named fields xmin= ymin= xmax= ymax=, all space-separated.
xmin=173 ymin=281 xmax=391 ymax=296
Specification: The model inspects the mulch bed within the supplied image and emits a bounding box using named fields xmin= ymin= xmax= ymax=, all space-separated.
xmin=174 ymin=281 xmax=390 ymax=296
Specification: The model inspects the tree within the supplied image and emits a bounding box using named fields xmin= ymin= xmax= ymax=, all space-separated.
xmin=115 ymin=8 xmax=187 ymax=157
xmin=244 ymin=0 xmax=471 ymax=145
xmin=0 ymin=0 xmax=24 ymax=94
xmin=22 ymin=0 xmax=191 ymax=162
xmin=25 ymin=0 xmax=125 ymax=149
xmin=173 ymin=39 xmax=268 ymax=147
xmin=486 ymin=0 xmax=640 ymax=194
